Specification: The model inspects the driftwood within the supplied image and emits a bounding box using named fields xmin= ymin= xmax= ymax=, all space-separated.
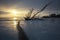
xmin=17 ymin=20 xmax=29 ymax=40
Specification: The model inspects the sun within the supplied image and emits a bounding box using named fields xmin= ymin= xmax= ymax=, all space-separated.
xmin=11 ymin=10 xmax=17 ymax=15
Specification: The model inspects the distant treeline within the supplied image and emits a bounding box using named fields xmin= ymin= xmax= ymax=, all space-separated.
xmin=42 ymin=14 xmax=60 ymax=18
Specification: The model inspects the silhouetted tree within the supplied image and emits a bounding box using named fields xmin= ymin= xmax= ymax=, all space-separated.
xmin=56 ymin=14 xmax=60 ymax=17
xmin=50 ymin=14 xmax=56 ymax=17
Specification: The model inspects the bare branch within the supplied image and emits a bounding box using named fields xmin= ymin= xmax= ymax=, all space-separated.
xmin=31 ymin=1 xmax=53 ymax=18
xmin=27 ymin=8 xmax=34 ymax=18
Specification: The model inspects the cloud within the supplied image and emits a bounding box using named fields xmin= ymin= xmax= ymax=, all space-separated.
xmin=0 ymin=0 xmax=22 ymax=6
xmin=0 ymin=11 xmax=9 ymax=14
xmin=0 ymin=0 xmax=60 ymax=11
xmin=0 ymin=0 xmax=23 ymax=10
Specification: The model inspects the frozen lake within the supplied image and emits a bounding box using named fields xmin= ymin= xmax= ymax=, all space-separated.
xmin=0 ymin=18 xmax=60 ymax=40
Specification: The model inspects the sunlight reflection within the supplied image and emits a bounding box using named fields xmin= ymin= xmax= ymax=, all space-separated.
xmin=13 ymin=17 xmax=17 ymax=20
xmin=13 ymin=17 xmax=26 ymax=30
xmin=13 ymin=17 xmax=17 ymax=30
xmin=13 ymin=21 xmax=17 ymax=30
xmin=14 ymin=21 xmax=17 ymax=25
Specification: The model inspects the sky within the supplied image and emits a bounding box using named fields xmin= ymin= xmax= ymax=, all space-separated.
xmin=0 ymin=0 xmax=60 ymax=17
xmin=0 ymin=0 xmax=60 ymax=10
